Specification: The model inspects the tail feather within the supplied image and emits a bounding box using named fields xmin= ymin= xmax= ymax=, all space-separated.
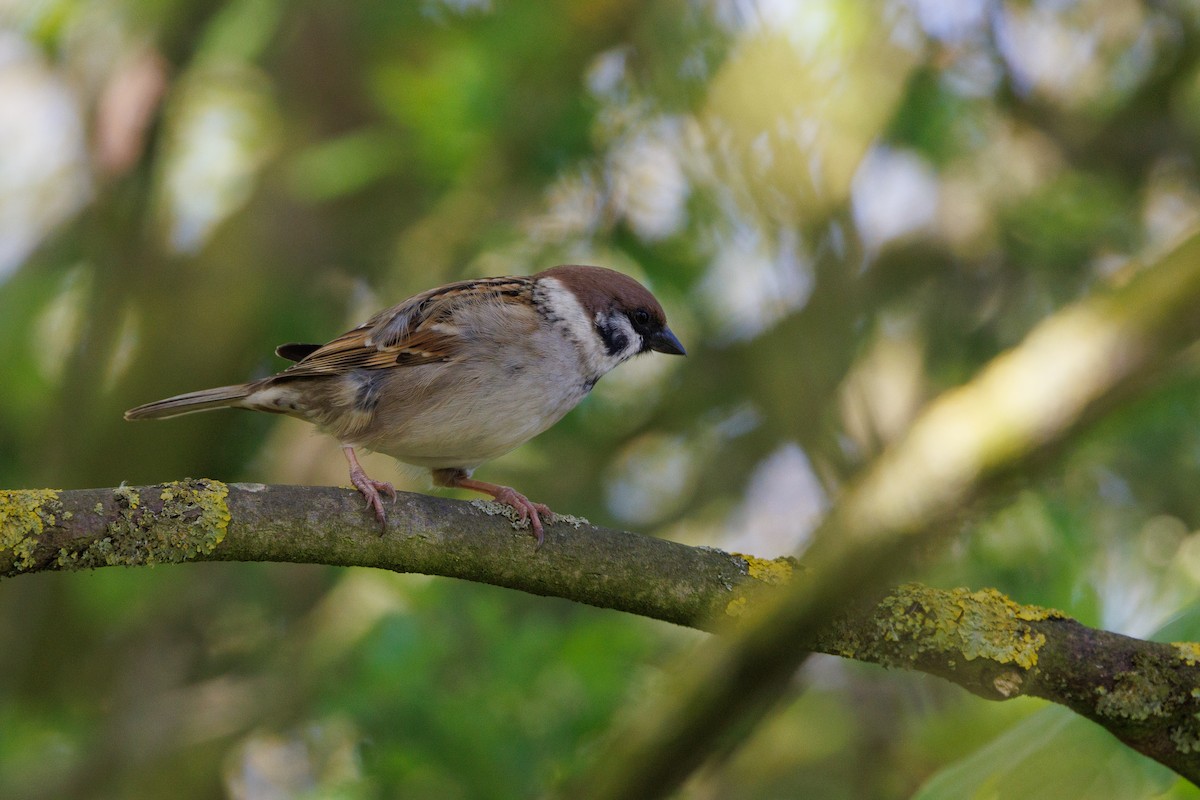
xmin=124 ymin=384 xmax=253 ymax=421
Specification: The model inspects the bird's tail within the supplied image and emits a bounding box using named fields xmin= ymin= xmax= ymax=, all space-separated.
xmin=124 ymin=384 xmax=254 ymax=421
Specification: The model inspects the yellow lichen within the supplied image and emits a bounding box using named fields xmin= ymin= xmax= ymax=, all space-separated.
xmin=158 ymin=479 xmax=231 ymax=551
xmin=719 ymin=556 xmax=797 ymax=621
xmin=863 ymin=584 xmax=1065 ymax=670
xmin=113 ymin=483 xmax=140 ymax=509
xmin=0 ymin=489 xmax=60 ymax=571
xmin=59 ymin=479 xmax=231 ymax=570
xmin=734 ymin=554 xmax=796 ymax=586
xmin=1172 ymin=642 xmax=1200 ymax=666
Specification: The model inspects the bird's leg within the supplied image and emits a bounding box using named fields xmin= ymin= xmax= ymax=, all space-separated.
xmin=342 ymin=445 xmax=396 ymax=527
xmin=433 ymin=468 xmax=552 ymax=547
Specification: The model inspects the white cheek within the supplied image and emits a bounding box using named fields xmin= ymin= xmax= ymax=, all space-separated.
xmin=537 ymin=277 xmax=645 ymax=379
xmin=538 ymin=277 xmax=590 ymax=328
xmin=538 ymin=278 xmax=612 ymax=371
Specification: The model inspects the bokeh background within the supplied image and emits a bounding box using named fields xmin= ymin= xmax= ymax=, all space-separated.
xmin=5 ymin=0 xmax=1200 ymax=797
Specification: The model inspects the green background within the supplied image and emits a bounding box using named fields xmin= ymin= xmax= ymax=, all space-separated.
xmin=4 ymin=0 xmax=1200 ymax=796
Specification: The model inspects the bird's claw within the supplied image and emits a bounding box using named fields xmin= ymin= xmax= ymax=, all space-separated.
xmin=349 ymin=469 xmax=396 ymax=529
xmin=491 ymin=486 xmax=552 ymax=549
xmin=434 ymin=469 xmax=555 ymax=550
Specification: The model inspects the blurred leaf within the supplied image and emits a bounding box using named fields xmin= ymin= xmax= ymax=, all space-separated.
xmin=6 ymin=0 xmax=1200 ymax=796
xmin=319 ymin=580 xmax=661 ymax=797
xmin=887 ymin=68 xmax=984 ymax=167
xmin=702 ymin=0 xmax=919 ymax=221
xmin=287 ymin=128 xmax=405 ymax=202
xmin=195 ymin=0 xmax=285 ymax=64
xmin=1002 ymin=173 xmax=1138 ymax=278
xmin=369 ymin=43 xmax=495 ymax=181
xmin=913 ymin=705 xmax=1180 ymax=800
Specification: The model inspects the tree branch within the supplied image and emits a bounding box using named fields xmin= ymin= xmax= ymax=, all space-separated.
xmin=0 ymin=481 xmax=749 ymax=628
xmin=577 ymin=231 xmax=1200 ymax=799
xmin=3 ymin=481 xmax=1199 ymax=780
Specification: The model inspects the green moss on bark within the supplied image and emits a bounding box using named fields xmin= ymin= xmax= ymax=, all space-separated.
xmin=54 ymin=480 xmax=230 ymax=570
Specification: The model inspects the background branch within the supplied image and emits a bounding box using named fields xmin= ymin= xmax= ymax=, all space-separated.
xmin=577 ymin=231 xmax=1200 ymax=799
xmin=4 ymin=481 xmax=1199 ymax=781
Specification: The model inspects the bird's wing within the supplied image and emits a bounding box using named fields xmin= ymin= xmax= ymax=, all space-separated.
xmin=276 ymin=276 xmax=533 ymax=377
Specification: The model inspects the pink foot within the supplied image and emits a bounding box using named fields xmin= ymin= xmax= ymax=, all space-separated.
xmin=350 ymin=468 xmax=396 ymax=526
xmin=489 ymin=486 xmax=553 ymax=548
xmin=343 ymin=446 xmax=396 ymax=528
xmin=432 ymin=469 xmax=556 ymax=549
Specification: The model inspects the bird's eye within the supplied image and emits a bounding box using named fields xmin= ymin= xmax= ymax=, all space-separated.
xmin=632 ymin=309 xmax=651 ymax=327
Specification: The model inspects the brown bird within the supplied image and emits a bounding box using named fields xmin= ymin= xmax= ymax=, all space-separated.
xmin=125 ymin=265 xmax=685 ymax=545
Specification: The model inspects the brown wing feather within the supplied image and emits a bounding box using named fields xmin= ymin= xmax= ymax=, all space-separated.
xmin=276 ymin=276 xmax=532 ymax=378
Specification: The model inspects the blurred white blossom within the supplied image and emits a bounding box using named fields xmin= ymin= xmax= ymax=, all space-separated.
xmin=606 ymin=433 xmax=699 ymax=526
xmin=852 ymin=146 xmax=940 ymax=254
xmin=159 ymin=65 xmax=279 ymax=254
xmin=721 ymin=443 xmax=828 ymax=556
xmin=607 ymin=122 xmax=691 ymax=242
xmin=0 ymin=33 xmax=91 ymax=280
xmin=700 ymin=222 xmax=812 ymax=341
xmin=587 ymin=47 xmax=630 ymax=100
xmin=909 ymin=0 xmax=990 ymax=43
xmin=527 ymin=169 xmax=604 ymax=243
xmin=995 ymin=0 xmax=1151 ymax=112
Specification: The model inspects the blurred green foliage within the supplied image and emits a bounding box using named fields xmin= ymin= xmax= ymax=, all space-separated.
xmin=6 ymin=0 xmax=1200 ymax=797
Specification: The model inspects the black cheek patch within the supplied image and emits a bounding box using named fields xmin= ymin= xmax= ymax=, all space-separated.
xmin=596 ymin=319 xmax=628 ymax=356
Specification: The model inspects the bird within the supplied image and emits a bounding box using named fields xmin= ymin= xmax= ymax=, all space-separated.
xmin=124 ymin=265 xmax=686 ymax=546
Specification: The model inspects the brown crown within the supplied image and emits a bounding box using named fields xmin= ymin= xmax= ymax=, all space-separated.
xmin=536 ymin=264 xmax=667 ymax=325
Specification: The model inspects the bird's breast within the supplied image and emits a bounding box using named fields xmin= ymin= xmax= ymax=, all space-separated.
xmin=348 ymin=329 xmax=595 ymax=469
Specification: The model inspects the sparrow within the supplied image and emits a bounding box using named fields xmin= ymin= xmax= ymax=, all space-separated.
xmin=125 ymin=265 xmax=685 ymax=546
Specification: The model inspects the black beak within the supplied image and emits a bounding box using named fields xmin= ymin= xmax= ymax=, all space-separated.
xmin=648 ymin=326 xmax=686 ymax=356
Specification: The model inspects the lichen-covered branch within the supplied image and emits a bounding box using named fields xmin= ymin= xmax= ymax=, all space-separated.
xmin=3 ymin=481 xmax=1199 ymax=780
xmin=582 ymin=231 xmax=1200 ymax=800
xmin=0 ymin=480 xmax=763 ymax=628
xmin=817 ymin=585 xmax=1200 ymax=776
